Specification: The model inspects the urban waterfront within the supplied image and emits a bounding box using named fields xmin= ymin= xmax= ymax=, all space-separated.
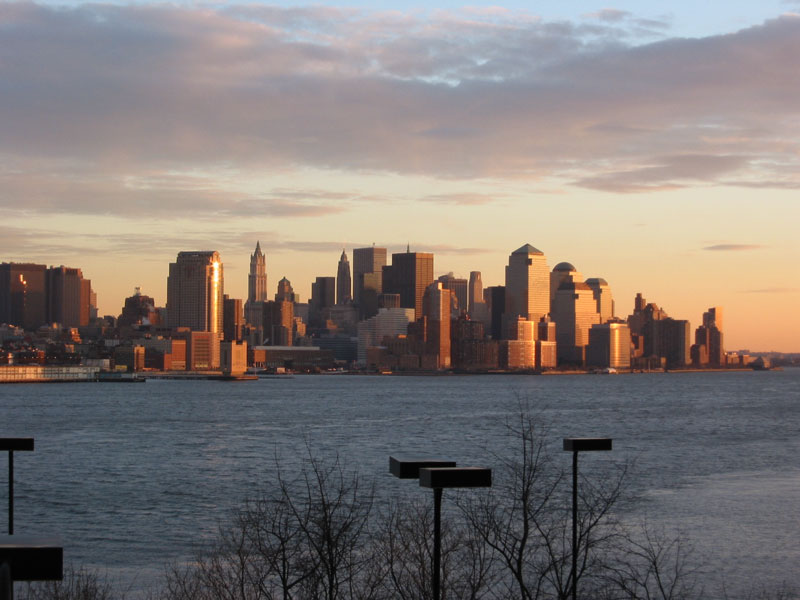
xmin=2 ymin=369 xmax=799 ymax=598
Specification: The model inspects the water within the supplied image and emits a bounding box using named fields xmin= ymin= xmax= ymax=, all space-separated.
xmin=2 ymin=369 xmax=799 ymax=597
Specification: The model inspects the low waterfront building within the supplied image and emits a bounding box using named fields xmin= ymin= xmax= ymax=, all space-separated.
xmin=250 ymin=345 xmax=336 ymax=371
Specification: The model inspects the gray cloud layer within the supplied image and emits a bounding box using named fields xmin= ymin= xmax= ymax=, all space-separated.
xmin=1 ymin=4 xmax=800 ymax=215
xmin=703 ymin=244 xmax=764 ymax=251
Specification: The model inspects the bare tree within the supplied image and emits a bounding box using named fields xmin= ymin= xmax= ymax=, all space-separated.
xmin=158 ymin=449 xmax=378 ymax=600
xmin=274 ymin=451 xmax=377 ymax=600
xmin=376 ymin=496 xmax=495 ymax=600
xmin=596 ymin=521 xmax=701 ymax=600
xmin=21 ymin=566 xmax=120 ymax=600
xmin=460 ymin=407 xmax=629 ymax=600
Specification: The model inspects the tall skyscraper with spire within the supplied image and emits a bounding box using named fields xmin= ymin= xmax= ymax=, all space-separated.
xmin=248 ymin=241 xmax=267 ymax=304
xmin=336 ymin=249 xmax=351 ymax=305
xmin=245 ymin=242 xmax=267 ymax=330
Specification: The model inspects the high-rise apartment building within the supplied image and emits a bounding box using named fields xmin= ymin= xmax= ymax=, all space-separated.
xmin=504 ymin=244 xmax=549 ymax=335
xmin=166 ymin=251 xmax=224 ymax=333
xmin=382 ymin=250 xmax=434 ymax=320
xmin=336 ymin=250 xmax=351 ymax=305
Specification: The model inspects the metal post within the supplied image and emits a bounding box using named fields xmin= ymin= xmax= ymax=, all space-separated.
xmin=571 ymin=450 xmax=578 ymax=600
xmin=7 ymin=453 xmax=12 ymax=536
xmin=0 ymin=560 xmax=11 ymax=600
xmin=433 ymin=487 xmax=442 ymax=600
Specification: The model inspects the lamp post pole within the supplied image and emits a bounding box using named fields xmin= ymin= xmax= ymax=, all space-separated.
xmin=563 ymin=438 xmax=612 ymax=600
xmin=390 ymin=457 xmax=492 ymax=600
xmin=433 ymin=487 xmax=442 ymax=599
xmin=571 ymin=449 xmax=578 ymax=600
xmin=1 ymin=440 xmax=34 ymax=536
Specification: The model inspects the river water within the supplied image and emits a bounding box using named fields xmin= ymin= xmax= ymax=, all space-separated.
xmin=2 ymin=369 xmax=799 ymax=597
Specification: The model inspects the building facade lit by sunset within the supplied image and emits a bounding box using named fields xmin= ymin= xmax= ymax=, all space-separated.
xmin=166 ymin=251 xmax=224 ymax=333
xmin=504 ymin=244 xmax=549 ymax=335
xmin=382 ymin=250 xmax=434 ymax=320
xmin=552 ymin=280 xmax=601 ymax=365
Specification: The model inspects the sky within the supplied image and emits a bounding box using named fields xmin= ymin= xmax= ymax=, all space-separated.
xmin=2 ymin=1 xmax=799 ymax=352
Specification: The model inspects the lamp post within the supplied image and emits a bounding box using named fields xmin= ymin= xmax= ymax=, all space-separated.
xmin=0 ymin=439 xmax=34 ymax=535
xmin=563 ymin=438 xmax=612 ymax=600
xmin=0 ymin=536 xmax=63 ymax=600
xmin=389 ymin=457 xmax=491 ymax=600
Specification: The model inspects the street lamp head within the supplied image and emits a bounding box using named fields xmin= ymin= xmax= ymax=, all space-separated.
xmin=563 ymin=438 xmax=612 ymax=452
xmin=389 ymin=457 xmax=457 ymax=479
xmin=0 ymin=439 xmax=34 ymax=452
xmin=0 ymin=535 xmax=63 ymax=581
xmin=419 ymin=467 xmax=492 ymax=489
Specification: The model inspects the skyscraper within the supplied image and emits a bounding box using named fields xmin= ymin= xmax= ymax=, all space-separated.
xmin=382 ymin=250 xmax=434 ymax=320
xmin=552 ymin=280 xmax=600 ymax=365
xmin=586 ymin=322 xmax=632 ymax=369
xmin=311 ymin=277 xmax=336 ymax=313
xmin=166 ymin=251 xmax=224 ymax=333
xmin=46 ymin=265 xmax=91 ymax=328
xmin=585 ymin=277 xmax=614 ymax=323
xmin=0 ymin=262 xmax=47 ymax=330
xmin=248 ymin=241 xmax=267 ymax=304
xmin=336 ymin=250 xmax=352 ymax=305
xmin=484 ymin=285 xmax=506 ymax=340
xmin=437 ymin=272 xmax=467 ymax=315
xmin=550 ymin=262 xmax=583 ymax=309
xmin=692 ymin=307 xmax=724 ymax=367
xmin=263 ymin=300 xmax=294 ymax=346
xmin=245 ymin=242 xmax=267 ymax=330
xmin=223 ymin=295 xmax=243 ymax=342
xmin=422 ymin=281 xmax=452 ymax=369
xmin=352 ymin=246 xmax=387 ymax=304
xmin=275 ymin=277 xmax=298 ymax=302
xmin=504 ymin=244 xmax=549 ymax=335
xmin=468 ymin=271 xmax=484 ymax=313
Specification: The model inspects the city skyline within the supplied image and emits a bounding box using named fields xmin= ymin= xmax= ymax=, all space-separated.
xmin=2 ymin=2 xmax=799 ymax=352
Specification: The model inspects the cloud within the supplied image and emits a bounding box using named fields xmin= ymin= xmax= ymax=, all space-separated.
xmin=703 ymin=244 xmax=765 ymax=251
xmin=0 ymin=165 xmax=362 ymax=219
xmin=739 ymin=287 xmax=799 ymax=293
xmin=419 ymin=192 xmax=499 ymax=205
xmin=575 ymin=154 xmax=750 ymax=193
xmin=0 ymin=4 xmax=799 ymax=210
xmin=583 ymin=9 xmax=631 ymax=23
